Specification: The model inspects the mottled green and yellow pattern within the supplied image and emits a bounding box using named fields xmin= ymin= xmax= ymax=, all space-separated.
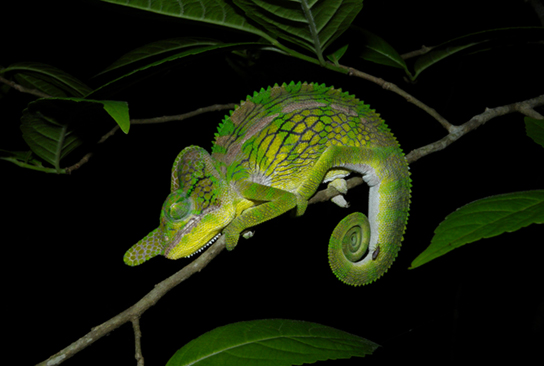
xmin=124 ymin=82 xmax=411 ymax=286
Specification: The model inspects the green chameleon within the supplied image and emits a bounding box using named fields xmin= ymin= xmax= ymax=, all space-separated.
xmin=124 ymin=82 xmax=411 ymax=286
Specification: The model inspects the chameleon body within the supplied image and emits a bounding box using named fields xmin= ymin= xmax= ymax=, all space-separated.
xmin=124 ymin=82 xmax=411 ymax=286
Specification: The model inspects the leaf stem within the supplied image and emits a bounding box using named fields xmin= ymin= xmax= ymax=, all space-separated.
xmin=300 ymin=0 xmax=325 ymax=65
xmin=0 ymin=157 xmax=66 ymax=174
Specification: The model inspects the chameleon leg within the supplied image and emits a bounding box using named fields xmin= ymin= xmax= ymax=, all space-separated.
xmin=223 ymin=180 xmax=300 ymax=250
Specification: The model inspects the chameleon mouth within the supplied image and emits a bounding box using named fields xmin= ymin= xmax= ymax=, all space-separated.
xmin=163 ymin=205 xmax=221 ymax=258
xmin=185 ymin=233 xmax=222 ymax=258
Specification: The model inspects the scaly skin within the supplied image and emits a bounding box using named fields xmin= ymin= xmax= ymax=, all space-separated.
xmin=124 ymin=82 xmax=411 ymax=285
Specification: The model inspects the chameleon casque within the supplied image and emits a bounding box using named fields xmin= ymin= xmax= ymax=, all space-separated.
xmin=124 ymin=82 xmax=411 ymax=286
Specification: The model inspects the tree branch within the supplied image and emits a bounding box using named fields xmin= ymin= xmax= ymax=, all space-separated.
xmin=130 ymin=104 xmax=237 ymax=125
xmin=405 ymin=94 xmax=544 ymax=163
xmin=36 ymin=237 xmax=227 ymax=366
xmin=341 ymin=64 xmax=455 ymax=131
xmin=400 ymin=45 xmax=433 ymax=60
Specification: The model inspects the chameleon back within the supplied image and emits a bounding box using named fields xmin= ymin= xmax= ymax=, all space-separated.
xmin=211 ymin=82 xmax=403 ymax=195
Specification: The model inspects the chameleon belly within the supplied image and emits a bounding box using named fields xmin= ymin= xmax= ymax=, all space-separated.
xmin=124 ymin=82 xmax=411 ymax=286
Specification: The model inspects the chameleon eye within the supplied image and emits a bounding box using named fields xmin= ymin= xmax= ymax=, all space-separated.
xmin=169 ymin=200 xmax=190 ymax=220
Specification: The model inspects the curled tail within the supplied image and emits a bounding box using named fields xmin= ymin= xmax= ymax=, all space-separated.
xmin=329 ymin=149 xmax=411 ymax=285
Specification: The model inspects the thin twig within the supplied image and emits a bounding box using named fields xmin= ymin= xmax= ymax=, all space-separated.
xmin=401 ymin=45 xmax=434 ymax=60
xmin=131 ymin=104 xmax=237 ymax=125
xmin=342 ymin=65 xmax=455 ymax=131
xmin=132 ymin=318 xmax=144 ymax=366
xmin=405 ymin=94 xmax=544 ymax=163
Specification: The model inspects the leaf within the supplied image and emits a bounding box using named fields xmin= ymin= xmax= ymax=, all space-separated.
xmin=21 ymin=109 xmax=79 ymax=172
xmin=99 ymin=100 xmax=130 ymax=133
xmin=354 ymin=27 xmax=410 ymax=75
xmin=100 ymin=0 xmax=270 ymax=39
xmin=1 ymin=62 xmax=92 ymax=97
xmin=0 ymin=149 xmax=64 ymax=174
xmin=326 ymin=44 xmax=349 ymax=66
xmin=525 ymin=117 xmax=544 ymax=148
xmin=412 ymin=27 xmax=544 ymax=80
xmin=98 ymin=37 xmax=221 ymax=75
xmin=234 ymin=0 xmax=363 ymax=63
xmin=89 ymin=42 xmax=268 ymax=98
xmin=14 ymin=73 xmax=67 ymax=97
xmin=412 ymin=42 xmax=481 ymax=80
xmin=21 ymin=98 xmax=130 ymax=172
xmin=410 ymin=191 xmax=544 ymax=269
xmin=166 ymin=319 xmax=379 ymax=366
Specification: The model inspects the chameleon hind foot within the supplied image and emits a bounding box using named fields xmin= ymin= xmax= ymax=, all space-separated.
xmin=328 ymin=178 xmax=350 ymax=208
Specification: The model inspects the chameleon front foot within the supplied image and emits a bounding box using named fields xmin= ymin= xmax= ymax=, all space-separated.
xmin=223 ymin=225 xmax=242 ymax=251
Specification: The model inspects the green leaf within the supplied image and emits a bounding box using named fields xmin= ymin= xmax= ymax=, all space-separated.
xmin=234 ymin=0 xmax=363 ymax=64
xmin=98 ymin=37 xmax=221 ymax=75
xmin=166 ymin=319 xmax=379 ymax=366
xmin=410 ymin=191 xmax=544 ymax=269
xmin=412 ymin=42 xmax=480 ymax=80
xmin=355 ymin=28 xmax=409 ymax=74
xmin=100 ymin=0 xmax=270 ymax=39
xmin=89 ymin=42 xmax=267 ymax=98
xmin=412 ymin=27 xmax=544 ymax=80
xmin=21 ymin=108 xmax=79 ymax=172
xmin=100 ymin=100 xmax=130 ymax=133
xmin=1 ymin=62 xmax=92 ymax=97
xmin=14 ymin=73 xmax=67 ymax=97
xmin=21 ymin=98 xmax=130 ymax=172
xmin=326 ymin=44 xmax=349 ymax=66
xmin=0 ymin=149 xmax=65 ymax=174
xmin=525 ymin=117 xmax=544 ymax=148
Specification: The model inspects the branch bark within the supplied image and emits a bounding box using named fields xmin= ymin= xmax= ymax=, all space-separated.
xmin=406 ymin=94 xmax=544 ymax=163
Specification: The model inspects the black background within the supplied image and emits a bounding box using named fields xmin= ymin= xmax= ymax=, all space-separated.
xmin=2 ymin=1 xmax=543 ymax=365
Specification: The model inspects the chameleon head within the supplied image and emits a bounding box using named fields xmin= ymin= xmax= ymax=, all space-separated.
xmin=123 ymin=146 xmax=236 ymax=266
xmin=160 ymin=186 xmax=235 ymax=259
